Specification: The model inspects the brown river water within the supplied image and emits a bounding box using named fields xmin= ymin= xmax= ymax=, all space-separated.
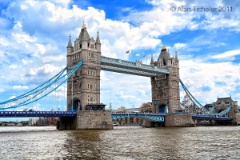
xmin=0 ymin=126 xmax=240 ymax=160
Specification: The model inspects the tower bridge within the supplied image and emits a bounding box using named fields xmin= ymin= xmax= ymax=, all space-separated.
xmin=0 ymin=23 xmax=238 ymax=129
xmin=62 ymin=22 xmax=190 ymax=129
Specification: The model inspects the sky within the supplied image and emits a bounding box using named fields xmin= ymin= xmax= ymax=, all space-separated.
xmin=0 ymin=0 xmax=240 ymax=120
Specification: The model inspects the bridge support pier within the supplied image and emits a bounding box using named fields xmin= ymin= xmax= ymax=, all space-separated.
xmin=141 ymin=119 xmax=164 ymax=127
xmin=58 ymin=111 xmax=113 ymax=130
xmin=76 ymin=111 xmax=113 ymax=129
xmin=165 ymin=113 xmax=195 ymax=127
xmin=57 ymin=117 xmax=77 ymax=130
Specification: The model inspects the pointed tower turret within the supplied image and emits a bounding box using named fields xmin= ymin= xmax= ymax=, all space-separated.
xmin=150 ymin=54 xmax=154 ymax=66
xmin=175 ymin=52 xmax=179 ymax=62
xmin=79 ymin=22 xmax=90 ymax=49
xmin=158 ymin=45 xmax=170 ymax=66
xmin=95 ymin=31 xmax=101 ymax=51
xmin=67 ymin=35 xmax=73 ymax=67
xmin=67 ymin=35 xmax=73 ymax=50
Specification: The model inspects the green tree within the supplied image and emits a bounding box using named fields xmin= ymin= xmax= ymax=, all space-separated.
xmin=140 ymin=103 xmax=152 ymax=113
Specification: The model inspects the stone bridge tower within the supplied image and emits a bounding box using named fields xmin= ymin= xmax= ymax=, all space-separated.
xmin=58 ymin=23 xmax=113 ymax=130
xmin=151 ymin=46 xmax=180 ymax=114
xmin=150 ymin=46 xmax=194 ymax=126
xmin=66 ymin=23 xmax=101 ymax=111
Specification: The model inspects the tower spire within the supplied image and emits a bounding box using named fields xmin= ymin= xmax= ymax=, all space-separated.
xmin=175 ymin=51 xmax=179 ymax=61
xmin=67 ymin=34 xmax=72 ymax=48
xmin=82 ymin=21 xmax=86 ymax=29
xmin=150 ymin=54 xmax=154 ymax=65
xmin=96 ymin=31 xmax=101 ymax=44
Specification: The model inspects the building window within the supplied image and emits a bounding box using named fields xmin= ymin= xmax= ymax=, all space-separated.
xmin=79 ymin=83 xmax=82 ymax=89
xmin=87 ymin=95 xmax=96 ymax=103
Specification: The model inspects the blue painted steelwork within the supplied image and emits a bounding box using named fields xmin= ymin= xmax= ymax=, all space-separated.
xmin=0 ymin=60 xmax=83 ymax=110
xmin=205 ymin=106 xmax=216 ymax=115
xmin=0 ymin=67 xmax=67 ymax=105
xmin=180 ymin=79 xmax=233 ymax=118
xmin=101 ymin=65 xmax=157 ymax=77
xmin=216 ymin=106 xmax=232 ymax=116
xmin=0 ymin=110 xmax=234 ymax=122
xmin=0 ymin=111 xmax=77 ymax=117
xmin=192 ymin=106 xmax=233 ymax=121
xmin=101 ymin=56 xmax=169 ymax=75
xmin=192 ymin=115 xmax=233 ymax=121
xmin=180 ymin=79 xmax=206 ymax=112
xmin=111 ymin=113 xmax=165 ymax=122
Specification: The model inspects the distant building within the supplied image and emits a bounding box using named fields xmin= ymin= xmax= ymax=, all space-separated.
xmin=182 ymin=94 xmax=193 ymax=108
xmin=124 ymin=108 xmax=140 ymax=113
xmin=212 ymin=97 xmax=239 ymax=124
xmin=29 ymin=117 xmax=57 ymax=126
xmin=112 ymin=107 xmax=141 ymax=126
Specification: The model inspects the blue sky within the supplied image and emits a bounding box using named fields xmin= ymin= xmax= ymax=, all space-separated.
xmin=0 ymin=0 xmax=240 ymax=121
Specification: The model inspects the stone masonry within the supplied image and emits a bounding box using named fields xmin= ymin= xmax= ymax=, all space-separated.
xmin=58 ymin=23 xmax=113 ymax=130
xmin=150 ymin=46 xmax=180 ymax=113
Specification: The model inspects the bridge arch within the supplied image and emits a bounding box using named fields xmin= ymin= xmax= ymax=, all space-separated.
xmin=158 ymin=104 xmax=168 ymax=114
xmin=69 ymin=98 xmax=82 ymax=112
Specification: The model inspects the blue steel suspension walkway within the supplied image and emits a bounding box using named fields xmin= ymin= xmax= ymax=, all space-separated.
xmin=0 ymin=56 xmax=234 ymax=122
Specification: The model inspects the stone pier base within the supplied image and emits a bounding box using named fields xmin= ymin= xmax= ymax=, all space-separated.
xmin=57 ymin=111 xmax=113 ymax=130
xmin=57 ymin=117 xmax=76 ymax=130
xmin=142 ymin=119 xmax=151 ymax=127
xmin=76 ymin=111 xmax=113 ymax=129
xmin=165 ymin=113 xmax=195 ymax=127
xmin=141 ymin=119 xmax=164 ymax=127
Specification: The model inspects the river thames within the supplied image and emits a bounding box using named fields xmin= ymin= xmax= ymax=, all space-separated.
xmin=0 ymin=126 xmax=240 ymax=159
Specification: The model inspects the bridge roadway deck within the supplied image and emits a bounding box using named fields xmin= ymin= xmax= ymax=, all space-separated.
xmin=0 ymin=111 xmax=77 ymax=117
xmin=112 ymin=113 xmax=165 ymax=122
xmin=0 ymin=111 xmax=233 ymax=121
xmin=192 ymin=115 xmax=233 ymax=121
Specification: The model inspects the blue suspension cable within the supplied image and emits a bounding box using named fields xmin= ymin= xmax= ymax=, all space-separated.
xmin=0 ymin=61 xmax=83 ymax=110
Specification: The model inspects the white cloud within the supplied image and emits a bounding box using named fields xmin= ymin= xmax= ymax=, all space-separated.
xmin=42 ymin=55 xmax=65 ymax=63
xmin=180 ymin=58 xmax=240 ymax=104
xmin=10 ymin=96 xmax=16 ymax=99
xmin=21 ymin=59 xmax=32 ymax=65
xmin=29 ymin=64 xmax=60 ymax=76
xmin=12 ymin=32 xmax=36 ymax=43
xmin=101 ymin=71 xmax=151 ymax=108
xmin=174 ymin=43 xmax=187 ymax=50
xmin=211 ymin=49 xmax=240 ymax=59
xmin=9 ymin=65 xmax=17 ymax=69
xmin=13 ymin=85 xmax=29 ymax=90
xmin=0 ymin=89 xmax=4 ymax=93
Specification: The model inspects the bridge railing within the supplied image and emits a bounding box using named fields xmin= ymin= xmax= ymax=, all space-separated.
xmin=0 ymin=111 xmax=77 ymax=117
xmin=111 ymin=112 xmax=165 ymax=122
